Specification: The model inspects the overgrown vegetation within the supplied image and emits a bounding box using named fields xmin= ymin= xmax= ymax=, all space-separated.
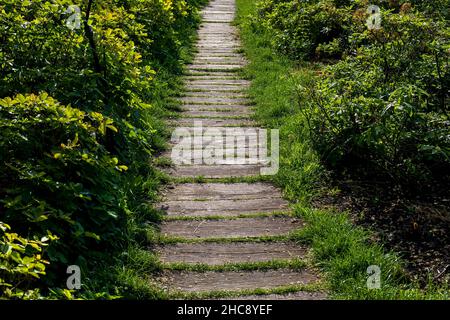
xmin=1 ymin=0 xmax=447 ymax=300
xmin=236 ymin=0 xmax=449 ymax=299
xmin=254 ymin=0 xmax=449 ymax=189
xmin=292 ymin=206 xmax=449 ymax=299
xmin=0 ymin=0 xmax=206 ymax=299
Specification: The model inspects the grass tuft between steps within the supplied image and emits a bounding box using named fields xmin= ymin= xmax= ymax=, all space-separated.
xmin=171 ymin=175 xmax=272 ymax=184
xmin=155 ymin=234 xmax=290 ymax=245
xmin=162 ymin=211 xmax=293 ymax=221
xmin=165 ymin=282 xmax=327 ymax=300
xmin=182 ymin=114 xmax=252 ymax=120
xmin=161 ymin=258 xmax=308 ymax=272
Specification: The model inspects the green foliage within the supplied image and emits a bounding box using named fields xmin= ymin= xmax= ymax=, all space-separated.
xmin=0 ymin=0 xmax=205 ymax=298
xmin=0 ymin=221 xmax=57 ymax=299
xmin=122 ymin=0 xmax=203 ymax=70
xmin=256 ymin=0 xmax=449 ymax=59
xmin=0 ymin=93 xmax=130 ymax=286
xmin=255 ymin=0 xmax=450 ymax=187
xmin=401 ymin=0 xmax=450 ymax=20
xmin=293 ymin=207 xmax=449 ymax=299
xmin=237 ymin=0 xmax=449 ymax=299
xmin=0 ymin=0 xmax=201 ymax=167
xmin=301 ymin=11 xmax=450 ymax=185
xmin=256 ymin=0 xmax=355 ymax=59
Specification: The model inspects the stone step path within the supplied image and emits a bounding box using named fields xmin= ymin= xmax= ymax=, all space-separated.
xmin=161 ymin=217 xmax=302 ymax=239
xmin=159 ymin=270 xmax=319 ymax=293
xmin=157 ymin=242 xmax=307 ymax=265
xmin=155 ymin=0 xmax=326 ymax=299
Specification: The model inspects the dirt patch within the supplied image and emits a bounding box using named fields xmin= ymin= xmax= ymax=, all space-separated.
xmin=314 ymin=179 xmax=450 ymax=286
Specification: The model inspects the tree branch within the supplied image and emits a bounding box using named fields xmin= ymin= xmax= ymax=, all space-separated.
xmin=83 ymin=0 xmax=102 ymax=73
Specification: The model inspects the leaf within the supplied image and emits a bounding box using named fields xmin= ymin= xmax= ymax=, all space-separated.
xmin=33 ymin=215 xmax=48 ymax=222
xmin=40 ymin=92 xmax=48 ymax=100
xmin=116 ymin=165 xmax=128 ymax=172
xmin=0 ymin=223 xmax=10 ymax=232
xmin=106 ymin=124 xmax=118 ymax=133
xmin=84 ymin=232 xmax=101 ymax=241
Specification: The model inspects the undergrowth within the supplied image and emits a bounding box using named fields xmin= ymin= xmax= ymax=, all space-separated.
xmin=235 ymin=0 xmax=449 ymax=300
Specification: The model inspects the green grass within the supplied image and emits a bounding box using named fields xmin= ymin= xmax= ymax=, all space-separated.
xmin=234 ymin=0 xmax=449 ymax=300
xmin=171 ymin=175 xmax=272 ymax=184
xmin=162 ymin=211 xmax=293 ymax=221
xmin=153 ymin=156 xmax=174 ymax=168
xmin=166 ymin=282 xmax=326 ymax=300
xmin=235 ymin=0 xmax=325 ymax=206
xmin=162 ymin=258 xmax=307 ymax=272
xmin=183 ymin=114 xmax=252 ymax=120
xmin=291 ymin=206 xmax=449 ymax=299
xmin=157 ymin=234 xmax=290 ymax=245
xmin=78 ymin=245 xmax=165 ymax=299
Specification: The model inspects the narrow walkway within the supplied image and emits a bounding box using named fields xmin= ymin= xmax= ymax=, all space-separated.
xmin=155 ymin=0 xmax=326 ymax=299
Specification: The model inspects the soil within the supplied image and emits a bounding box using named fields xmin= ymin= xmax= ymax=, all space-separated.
xmin=314 ymin=178 xmax=450 ymax=286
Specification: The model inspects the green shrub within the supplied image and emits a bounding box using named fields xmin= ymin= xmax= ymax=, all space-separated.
xmin=401 ymin=0 xmax=450 ymax=19
xmin=256 ymin=0 xmax=449 ymax=60
xmin=0 ymin=0 xmax=205 ymax=298
xmin=256 ymin=0 xmax=362 ymax=60
xmin=0 ymin=94 xmax=132 ymax=284
xmin=254 ymin=0 xmax=449 ymax=187
xmin=0 ymin=0 xmax=202 ymax=167
xmin=0 ymin=221 xmax=56 ymax=299
xmin=123 ymin=0 xmax=203 ymax=70
xmin=301 ymin=11 xmax=449 ymax=185
xmin=0 ymin=0 xmax=154 ymax=174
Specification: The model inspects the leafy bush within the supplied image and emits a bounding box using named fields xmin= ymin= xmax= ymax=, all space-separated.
xmin=256 ymin=0 xmax=361 ymax=60
xmin=0 ymin=94 xmax=131 ymax=285
xmin=123 ymin=0 xmax=201 ymax=69
xmin=0 ymin=221 xmax=57 ymax=299
xmin=300 ymin=11 xmax=449 ymax=185
xmin=2 ymin=2 xmax=140 ymax=178
xmin=0 ymin=0 xmax=205 ymax=297
xmin=400 ymin=0 xmax=450 ymax=20
xmin=255 ymin=0 xmax=449 ymax=187
xmin=256 ymin=0 xmax=449 ymax=60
